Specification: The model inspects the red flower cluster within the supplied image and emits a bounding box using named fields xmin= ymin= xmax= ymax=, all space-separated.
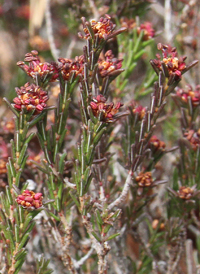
xmin=98 ymin=50 xmax=123 ymax=77
xmin=29 ymin=36 xmax=50 ymax=52
xmin=90 ymin=94 xmax=123 ymax=122
xmin=15 ymin=5 xmax=30 ymax=20
xmin=58 ymin=55 xmax=85 ymax=81
xmin=178 ymin=186 xmax=194 ymax=200
xmin=168 ymin=184 xmax=199 ymax=201
xmin=137 ymin=22 xmax=155 ymax=40
xmin=16 ymin=190 xmax=43 ymax=209
xmin=0 ymin=159 xmax=7 ymax=175
xmin=151 ymin=44 xmax=186 ymax=78
xmin=27 ymin=151 xmax=43 ymax=167
xmin=135 ymin=171 xmax=153 ymax=187
xmin=132 ymin=105 xmax=146 ymax=120
xmin=176 ymin=85 xmax=200 ymax=107
xmin=79 ymin=14 xmax=115 ymax=40
xmin=13 ymin=83 xmax=48 ymax=113
xmin=0 ymin=137 xmax=8 ymax=177
xmin=120 ymin=17 xmax=136 ymax=30
xmin=0 ymin=118 xmax=15 ymax=134
xmin=17 ymin=50 xmax=58 ymax=82
xmin=0 ymin=137 xmax=9 ymax=159
xmin=149 ymin=135 xmax=166 ymax=152
xmin=184 ymin=129 xmax=200 ymax=151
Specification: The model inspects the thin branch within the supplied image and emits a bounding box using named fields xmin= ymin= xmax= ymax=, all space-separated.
xmin=164 ymin=0 xmax=172 ymax=43
xmin=53 ymin=227 xmax=78 ymax=274
xmin=73 ymin=247 xmax=94 ymax=268
xmin=108 ymin=171 xmax=132 ymax=211
xmin=88 ymin=0 xmax=100 ymax=20
xmin=0 ymin=265 xmax=6 ymax=274
xmin=191 ymin=209 xmax=200 ymax=229
xmin=186 ymin=239 xmax=196 ymax=274
xmin=82 ymin=214 xmax=109 ymax=274
xmin=171 ymin=244 xmax=184 ymax=273
xmin=64 ymin=178 xmax=77 ymax=189
xmin=166 ymin=229 xmax=186 ymax=274
xmin=66 ymin=37 xmax=77 ymax=58
xmin=45 ymin=0 xmax=59 ymax=60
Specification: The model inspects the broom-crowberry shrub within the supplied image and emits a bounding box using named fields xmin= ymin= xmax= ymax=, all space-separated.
xmin=0 ymin=1 xmax=200 ymax=273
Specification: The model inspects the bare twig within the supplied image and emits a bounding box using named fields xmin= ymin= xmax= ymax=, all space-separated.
xmin=65 ymin=37 xmax=77 ymax=58
xmin=166 ymin=229 xmax=186 ymax=274
xmin=82 ymin=214 xmax=110 ymax=274
xmin=164 ymin=0 xmax=173 ymax=43
xmin=0 ymin=266 xmax=6 ymax=274
xmin=45 ymin=0 xmax=59 ymax=60
xmin=108 ymin=171 xmax=132 ymax=211
xmin=191 ymin=209 xmax=200 ymax=229
xmin=186 ymin=239 xmax=196 ymax=274
xmin=88 ymin=0 xmax=100 ymax=20
xmin=131 ymin=229 xmax=158 ymax=273
xmin=52 ymin=226 xmax=78 ymax=274
xmin=74 ymin=247 xmax=94 ymax=268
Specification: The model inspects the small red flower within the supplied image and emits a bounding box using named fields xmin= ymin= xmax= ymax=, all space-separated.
xmin=135 ymin=172 xmax=153 ymax=187
xmin=98 ymin=50 xmax=123 ymax=77
xmin=0 ymin=118 xmax=15 ymax=134
xmin=15 ymin=5 xmax=30 ymax=20
xmin=137 ymin=22 xmax=155 ymax=40
xmin=149 ymin=135 xmax=166 ymax=152
xmin=178 ymin=186 xmax=194 ymax=200
xmin=150 ymin=43 xmax=187 ymax=79
xmin=58 ymin=55 xmax=85 ymax=81
xmin=184 ymin=129 xmax=200 ymax=151
xmin=0 ymin=159 xmax=7 ymax=175
xmin=120 ymin=17 xmax=136 ymax=30
xmin=16 ymin=190 xmax=43 ymax=209
xmin=13 ymin=82 xmax=48 ymax=113
xmin=79 ymin=14 xmax=115 ymax=40
xmin=29 ymin=35 xmax=50 ymax=52
xmin=26 ymin=150 xmax=43 ymax=167
xmin=90 ymin=95 xmax=123 ymax=123
xmin=0 ymin=137 xmax=9 ymax=159
xmin=176 ymin=85 xmax=200 ymax=107
xmin=132 ymin=105 xmax=146 ymax=120
xmin=17 ymin=50 xmax=58 ymax=82
xmin=168 ymin=184 xmax=200 ymax=201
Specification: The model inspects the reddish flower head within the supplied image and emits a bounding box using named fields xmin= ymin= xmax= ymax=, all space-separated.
xmin=184 ymin=129 xmax=200 ymax=151
xmin=15 ymin=5 xmax=30 ymax=20
xmin=137 ymin=22 xmax=155 ymax=40
xmin=151 ymin=44 xmax=186 ymax=79
xmin=149 ymin=135 xmax=166 ymax=152
xmin=0 ymin=118 xmax=15 ymax=134
xmin=27 ymin=150 xmax=43 ymax=167
xmin=17 ymin=50 xmax=58 ymax=82
xmin=90 ymin=95 xmax=123 ymax=123
xmin=120 ymin=17 xmax=136 ymax=30
xmin=16 ymin=190 xmax=43 ymax=209
xmin=176 ymin=85 xmax=200 ymax=107
xmin=98 ymin=50 xmax=123 ymax=77
xmin=79 ymin=14 xmax=115 ymax=40
xmin=168 ymin=184 xmax=200 ymax=201
xmin=136 ymin=172 xmax=153 ymax=187
xmin=13 ymin=83 xmax=48 ymax=113
xmin=0 ymin=159 xmax=7 ymax=175
xmin=58 ymin=55 xmax=85 ymax=81
xmin=132 ymin=105 xmax=146 ymax=120
xmin=178 ymin=186 xmax=194 ymax=200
